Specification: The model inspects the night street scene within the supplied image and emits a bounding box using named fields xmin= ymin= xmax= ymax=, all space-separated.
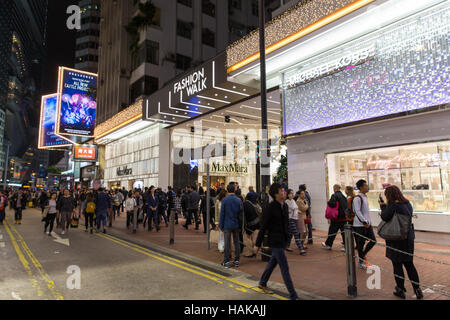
xmin=0 ymin=0 xmax=449 ymax=314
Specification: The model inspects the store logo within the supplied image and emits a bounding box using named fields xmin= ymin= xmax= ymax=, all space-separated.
xmin=117 ymin=166 xmax=132 ymax=176
xmin=211 ymin=162 xmax=248 ymax=174
xmin=285 ymin=46 xmax=375 ymax=88
xmin=173 ymin=68 xmax=207 ymax=97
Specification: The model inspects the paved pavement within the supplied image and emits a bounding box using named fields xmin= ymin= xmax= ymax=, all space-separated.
xmin=0 ymin=207 xmax=282 ymax=300
xmin=100 ymin=210 xmax=450 ymax=300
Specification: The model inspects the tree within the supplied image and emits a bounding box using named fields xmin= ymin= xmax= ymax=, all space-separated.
xmin=47 ymin=165 xmax=62 ymax=174
xmin=124 ymin=1 xmax=156 ymax=58
xmin=273 ymin=155 xmax=288 ymax=184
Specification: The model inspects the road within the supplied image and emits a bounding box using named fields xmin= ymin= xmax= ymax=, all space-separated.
xmin=0 ymin=208 xmax=280 ymax=301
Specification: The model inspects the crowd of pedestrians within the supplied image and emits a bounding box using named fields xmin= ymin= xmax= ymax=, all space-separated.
xmin=0 ymin=177 xmax=423 ymax=300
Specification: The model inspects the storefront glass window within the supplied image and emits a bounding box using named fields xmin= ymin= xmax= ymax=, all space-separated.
xmin=327 ymin=141 xmax=450 ymax=214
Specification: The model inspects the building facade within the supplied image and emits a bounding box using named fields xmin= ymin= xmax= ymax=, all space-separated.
xmin=0 ymin=0 xmax=48 ymax=187
xmin=75 ymin=0 xmax=101 ymax=73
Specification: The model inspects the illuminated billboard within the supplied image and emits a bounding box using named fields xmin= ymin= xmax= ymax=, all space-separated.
xmin=38 ymin=94 xmax=72 ymax=149
xmin=73 ymin=145 xmax=98 ymax=162
xmin=56 ymin=67 xmax=97 ymax=137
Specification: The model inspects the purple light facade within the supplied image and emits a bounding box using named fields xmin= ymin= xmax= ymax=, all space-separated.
xmin=283 ymin=7 xmax=450 ymax=136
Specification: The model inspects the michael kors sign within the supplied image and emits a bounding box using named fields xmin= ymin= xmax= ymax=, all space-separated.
xmin=211 ymin=162 xmax=248 ymax=174
xmin=117 ymin=166 xmax=132 ymax=176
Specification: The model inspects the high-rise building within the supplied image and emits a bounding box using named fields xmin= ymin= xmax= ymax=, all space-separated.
xmin=0 ymin=0 xmax=48 ymax=186
xmin=97 ymin=0 xmax=286 ymax=125
xmin=75 ymin=0 xmax=101 ymax=73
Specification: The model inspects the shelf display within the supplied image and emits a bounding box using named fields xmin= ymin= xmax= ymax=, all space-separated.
xmin=327 ymin=141 xmax=450 ymax=214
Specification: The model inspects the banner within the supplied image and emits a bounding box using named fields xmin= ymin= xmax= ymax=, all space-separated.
xmin=56 ymin=67 xmax=97 ymax=137
xmin=73 ymin=145 xmax=98 ymax=162
xmin=38 ymin=94 xmax=72 ymax=149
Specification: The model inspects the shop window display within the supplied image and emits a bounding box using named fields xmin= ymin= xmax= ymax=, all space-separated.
xmin=327 ymin=141 xmax=450 ymax=214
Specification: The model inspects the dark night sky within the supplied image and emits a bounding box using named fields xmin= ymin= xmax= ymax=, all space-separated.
xmin=42 ymin=0 xmax=77 ymax=95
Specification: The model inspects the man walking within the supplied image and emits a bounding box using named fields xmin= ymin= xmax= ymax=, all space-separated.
xmin=255 ymin=183 xmax=299 ymax=300
xmin=322 ymin=184 xmax=348 ymax=251
xmin=183 ymin=186 xmax=200 ymax=230
xmin=95 ymin=188 xmax=111 ymax=233
xmin=57 ymin=189 xmax=76 ymax=235
xmin=353 ymin=179 xmax=377 ymax=269
xmin=219 ymin=183 xmax=243 ymax=268
xmin=12 ymin=189 xmax=25 ymax=224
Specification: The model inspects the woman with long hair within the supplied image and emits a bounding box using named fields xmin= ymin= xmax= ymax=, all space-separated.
xmin=380 ymin=185 xmax=423 ymax=300
xmin=215 ymin=189 xmax=227 ymax=253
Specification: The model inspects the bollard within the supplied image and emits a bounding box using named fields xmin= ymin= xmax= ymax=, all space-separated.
xmin=169 ymin=209 xmax=175 ymax=245
xmin=344 ymin=223 xmax=357 ymax=298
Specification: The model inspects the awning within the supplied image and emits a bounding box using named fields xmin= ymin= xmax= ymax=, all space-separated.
xmin=143 ymin=52 xmax=259 ymax=126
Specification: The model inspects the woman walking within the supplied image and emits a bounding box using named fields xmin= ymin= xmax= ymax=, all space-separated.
xmin=296 ymin=190 xmax=309 ymax=249
xmin=243 ymin=194 xmax=260 ymax=258
xmin=44 ymin=193 xmax=58 ymax=235
xmin=125 ymin=191 xmax=136 ymax=231
xmin=84 ymin=193 xmax=96 ymax=234
xmin=215 ymin=190 xmax=227 ymax=253
xmin=57 ymin=189 xmax=76 ymax=235
xmin=380 ymin=185 xmax=423 ymax=300
xmin=146 ymin=186 xmax=159 ymax=232
xmin=286 ymin=189 xmax=306 ymax=255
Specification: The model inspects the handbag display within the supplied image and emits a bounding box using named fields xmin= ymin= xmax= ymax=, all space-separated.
xmin=325 ymin=201 xmax=339 ymax=220
xmin=377 ymin=211 xmax=410 ymax=241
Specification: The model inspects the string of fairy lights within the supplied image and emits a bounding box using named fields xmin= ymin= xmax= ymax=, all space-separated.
xmin=226 ymin=0 xmax=355 ymax=68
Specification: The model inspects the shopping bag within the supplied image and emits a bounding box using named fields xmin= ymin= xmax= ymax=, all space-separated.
xmin=210 ymin=229 xmax=219 ymax=243
xmin=71 ymin=217 xmax=79 ymax=228
xmin=218 ymin=231 xmax=224 ymax=252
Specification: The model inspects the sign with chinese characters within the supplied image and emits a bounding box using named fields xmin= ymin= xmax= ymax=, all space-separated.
xmin=56 ymin=67 xmax=97 ymax=137
xmin=38 ymin=94 xmax=72 ymax=149
xmin=73 ymin=145 xmax=98 ymax=161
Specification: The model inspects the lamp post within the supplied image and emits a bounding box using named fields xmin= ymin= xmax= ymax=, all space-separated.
xmin=3 ymin=141 xmax=11 ymax=190
xmin=259 ymin=0 xmax=271 ymax=191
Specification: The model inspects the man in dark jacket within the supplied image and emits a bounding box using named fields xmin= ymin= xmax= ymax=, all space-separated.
xmin=11 ymin=189 xmax=25 ymax=224
xmin=183 ymin=186 xmax=200 ymax=230
xmin=157 ymin=188 xmax=168 ymax=227
xmin=95 ymin=188 xmax=111 ymax=233
xmin=246 ymin=186 xmax=258 ymax=204
xmin=322 ymin=184 xmax=348 ymax=251
xmin=255 ymin=183 xmax=299 ymax=300
xmin=57 ymin=189 xmax=77 ymax=235
xmin=219 ymin=183 xmax=243 ymax=268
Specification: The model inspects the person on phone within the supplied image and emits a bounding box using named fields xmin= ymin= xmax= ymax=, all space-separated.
xmin=380 ymin=185 xmax=423 ymax=300
xmin=353 ymin=179 xmax=377 ymax=269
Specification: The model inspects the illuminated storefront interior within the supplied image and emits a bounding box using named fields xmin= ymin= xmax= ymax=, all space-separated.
xmin=170 ymin=92 xmax=283 ymax=194
xmin=327 ymin=141 xmax=450 ymax=214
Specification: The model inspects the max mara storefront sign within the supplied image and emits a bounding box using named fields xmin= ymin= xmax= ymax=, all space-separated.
xmin=211 ymin=162 xmax=248 ymax=174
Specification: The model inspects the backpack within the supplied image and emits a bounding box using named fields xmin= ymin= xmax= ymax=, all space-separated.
xmin=346 ymin=196 xmax=357 ymax=221
xmin=86 ymin=201 xmax=96 ymax=214
xmin=125 ymin=198 xmax=135 ymax=212
xmin=253 ymin=202 xmax=263 ymax=221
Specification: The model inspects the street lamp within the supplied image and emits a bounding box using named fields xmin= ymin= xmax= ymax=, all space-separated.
xmin=259 ymin=0 xmax=270 ymax=192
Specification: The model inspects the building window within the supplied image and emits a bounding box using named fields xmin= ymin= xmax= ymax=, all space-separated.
xmin=202 ymin=0 xmax=215 ymax=17
xmin=230 ymin=0 xmax=242 ymax=10
xmin=251 ymin=0 xmax=258 ymax=16
xmin=229 ymin=20 xmax=247 ymax=38
xmin=178 ymin=0 xmax=192 ymax=7
xmin=130 ymin=76 xmax=159 ymax=103
xmin=202 ymin=28 xmax=215 ymax=47
xmin=176 ymin=54 xmax=192 ymax=70
xmin=152 ymin=7 xmax=161 ymax=27
xmin=177 ymin=20 xmax=193 ymax=39
xmin=131 ymin=40 xmax=159 ymax=70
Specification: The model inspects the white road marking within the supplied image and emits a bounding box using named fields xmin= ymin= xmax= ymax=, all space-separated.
xmin=11 ymin=292 xmax=22 ymax=300
xmin=0 ymin=234 xmax=3 ymax=240
xmin=0 ymin=242 xmax=5 ymax=248
xmin=50 ymin=232 xmax=70 ymax=247
xmin=423 ymin=288 xmax=435 ymax=293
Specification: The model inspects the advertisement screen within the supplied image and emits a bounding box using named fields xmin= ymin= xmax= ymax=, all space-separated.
xmin=57 ymin=67 xmax=97 ymax=137
xmin=38 ymin=94 xmax=72 ymax=149
xmin=73 ymin=145 xmax=98 ymax=161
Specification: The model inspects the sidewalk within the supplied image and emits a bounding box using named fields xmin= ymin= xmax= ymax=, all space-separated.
xmin=103 ymin=212 xmax=450 ymax=300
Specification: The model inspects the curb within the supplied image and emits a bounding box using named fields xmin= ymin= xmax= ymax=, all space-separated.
xmin=106 ymin=227 xmax=330 ymax=300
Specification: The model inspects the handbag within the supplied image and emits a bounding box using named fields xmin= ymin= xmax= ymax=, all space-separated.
xmin=377 ymin=211 xmax=410 ymax=241
xmin=304 ymin=216 xmax=311 ymax=224
xmin=325 ymin=201 xmax=339 ymax=220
